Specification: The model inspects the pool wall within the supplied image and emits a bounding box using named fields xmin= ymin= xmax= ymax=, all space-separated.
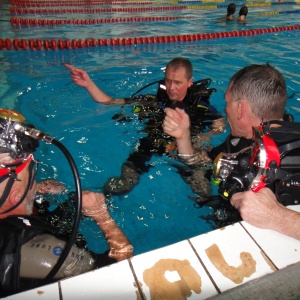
xmin=4 ymin=204 xmax=300 ymax=299
xmin=1 ymin=0 xmax=300 ymax=298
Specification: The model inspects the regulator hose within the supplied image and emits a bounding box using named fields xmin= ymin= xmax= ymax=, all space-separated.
xmin=14 ymin=123 xmax=82 ymax=284
xmin=42 ymin=138 xmax=82 ymax=283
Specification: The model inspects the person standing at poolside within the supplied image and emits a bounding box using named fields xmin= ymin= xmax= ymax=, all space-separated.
xmin=65 ymin=58 xmax=225 ymax=197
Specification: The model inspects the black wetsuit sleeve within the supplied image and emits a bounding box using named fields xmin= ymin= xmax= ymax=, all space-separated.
xmin=0 ymin=216 xmax=47 ymax=296
xmin=0 ymin=229 xmax=21 ymax=296
xmin=208 ymin=140 xmax=228 ymax=161
xmin=124 ymin=97 xmax=138 ymax=104
xmin=124 ymin=94 xmax=156 ymax=105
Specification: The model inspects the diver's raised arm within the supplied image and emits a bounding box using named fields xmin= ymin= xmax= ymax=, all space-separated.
xmin=64 ymin=64 xmax=125 ymax=105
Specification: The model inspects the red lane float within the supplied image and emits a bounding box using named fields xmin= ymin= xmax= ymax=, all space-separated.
xmin=1 ymin=25 xmax=300 ymax=51
xmin=10 ymin=16 xmax=195 ymax=27
xmin=9 ymin=6 xmax=188 ymax=15
xmin=11 ymin=0 xmax=130 ymax=2
xmin=28 ymin=39 xmax=42 ymax=50
xmin=0 ymin=38 xmax=12 ymax=50
xmin=10 ymin=1 xmax=154 ymax=7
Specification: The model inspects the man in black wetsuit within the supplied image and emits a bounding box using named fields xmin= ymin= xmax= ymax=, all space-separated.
xmin=0 ymin=110 xmax=133 ymax=297
xmin=163 ymin=63 xmax=300 ymax=239
xmin=65 ymin=58 xmax=224 ymax=195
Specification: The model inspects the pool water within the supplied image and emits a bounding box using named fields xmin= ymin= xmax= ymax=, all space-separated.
xmin=0 ymin=1 xmax=300 ymax=255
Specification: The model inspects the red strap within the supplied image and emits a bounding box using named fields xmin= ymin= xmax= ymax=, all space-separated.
xmin=0 ymin=154 xmax=33 ymax=178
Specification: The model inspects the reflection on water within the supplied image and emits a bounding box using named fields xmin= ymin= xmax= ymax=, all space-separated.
xmin=0 ymin=4 xmax=300 ymax=254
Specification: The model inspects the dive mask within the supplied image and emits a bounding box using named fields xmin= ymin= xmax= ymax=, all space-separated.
xmin=0 ymin=109 xmax=39 ymax=179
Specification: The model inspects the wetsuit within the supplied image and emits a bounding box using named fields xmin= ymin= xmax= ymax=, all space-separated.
xmin=208 ymin=113 xmax=295 ymax=157
xmin=0 ymin=200 xmax=115 ymax=297
xmin=202 ymin=116 xmax=300 ymax=227
xmin=104 ymin=79 xmax=222 ymax=195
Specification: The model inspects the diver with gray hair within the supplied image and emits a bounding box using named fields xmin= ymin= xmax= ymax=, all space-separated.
xmin=0 ymin=109 xmax=133 ymax=297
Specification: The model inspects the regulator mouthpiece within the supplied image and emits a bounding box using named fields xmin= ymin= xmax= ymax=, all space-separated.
xmin=14 ymin=123 xmax=53 ymax=143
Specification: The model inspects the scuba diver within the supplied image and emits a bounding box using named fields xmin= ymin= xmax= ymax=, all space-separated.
xmin=0 ymin=109 xmax=133 ymax=297
xmin=163 ymin=63 xmax=300 ymax=238
xmin=65 ymin=57 xmax=224 ymax=196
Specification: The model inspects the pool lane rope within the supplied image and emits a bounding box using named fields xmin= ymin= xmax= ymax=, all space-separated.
xmin=9 ymin=2 xmax=300 ymax=15
xmin=9 ymin=9 xmax=300 ymax=26
xmin=8 ymin=0 xmax=300 ymax=7
xmin=10 ymin=16 xmax=198 ymax=26
xmin=8 ymin=6 xmax=205 ymax=14
xmin=1 ymin=25 xmax=299 ymax=51
xmin=10 ymin=1 xmax=163 ymax=6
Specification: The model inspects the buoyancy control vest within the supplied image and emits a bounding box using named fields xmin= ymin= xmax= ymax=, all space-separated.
xmin=0 ymin=215 xmax=96 ymax=297
xmin=156 ymin=78 xmax=216 ymax=110
xmin=266 ymin=120 xmax=300 ymax=206
xmin=208 ymin=113 xmax=296 ymax=161
xmin=212 ymin=118 xmax=300 ymax=206
xmin=0 ymin=216 xmax=52 ymax=296
xmin=124 ymin=78 xmax=221 ymax=135
xmin=199 ymin=116 xmax=300 ymax=228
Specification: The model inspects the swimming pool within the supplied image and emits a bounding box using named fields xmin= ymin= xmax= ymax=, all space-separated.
xmin=0 ymin=0 xmax=300 ymax=255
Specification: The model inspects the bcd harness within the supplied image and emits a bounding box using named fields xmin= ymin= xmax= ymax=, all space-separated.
xmin=129 ymin=78 xmax=217 ymax=113
xmin=213 ymin=120 xmax=300 ymax=206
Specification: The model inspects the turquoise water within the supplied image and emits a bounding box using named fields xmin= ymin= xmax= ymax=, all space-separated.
xmin=0 ymin=1 xmax=300 ymax=255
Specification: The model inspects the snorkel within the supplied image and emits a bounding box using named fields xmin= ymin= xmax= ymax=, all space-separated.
xmin=0 ymin=109 xmax=82 ymax=284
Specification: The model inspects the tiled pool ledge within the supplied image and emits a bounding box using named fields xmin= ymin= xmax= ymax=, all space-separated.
xmin=5 ymin=205 xmax=300 ymax=300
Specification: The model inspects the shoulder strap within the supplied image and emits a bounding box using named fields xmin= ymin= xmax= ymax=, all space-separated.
xmin=193 ymin=78 xmax=212 ymax=89
xmin=265 ymin=120 xmax=300 ymax=158
xmin=269 ymin=121 xmax=300 ymax=142
xmin=188 ymin=78 xmax=217 ymax=106
xmin=130 ymin=80 xmax=160 ymax=98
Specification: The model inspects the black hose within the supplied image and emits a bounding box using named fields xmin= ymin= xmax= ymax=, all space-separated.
xmin=42 ymin=138 xmax=82 ymax=283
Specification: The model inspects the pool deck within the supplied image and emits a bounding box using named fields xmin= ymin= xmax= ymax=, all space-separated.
xmin=4 ymin=205 xmax=300 ymax=300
